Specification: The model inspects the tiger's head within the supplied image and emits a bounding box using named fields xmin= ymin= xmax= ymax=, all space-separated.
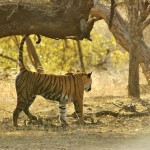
xmin=83 ymin=72 xmax=92 ymax=92
xmin=66 ymin=71 xmax=92 ymax=92
xmin=76 ymin=70 xmax=92 ymax=92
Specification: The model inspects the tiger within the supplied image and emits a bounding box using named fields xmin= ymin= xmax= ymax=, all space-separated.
xmin=13 ymin=35 xmax=92 ymax=127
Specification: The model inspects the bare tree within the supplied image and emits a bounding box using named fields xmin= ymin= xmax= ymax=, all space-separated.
xmin=91 ymin=1 xmax=150 ymax=85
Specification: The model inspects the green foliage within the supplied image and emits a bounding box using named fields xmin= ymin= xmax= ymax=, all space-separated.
xmin=0 ymin=37 xmax=18 ymax=68
xmin=111 ymin=50 xmax=129 ymax=67
xmin=0 ymin=21 xmax=128 ymax=75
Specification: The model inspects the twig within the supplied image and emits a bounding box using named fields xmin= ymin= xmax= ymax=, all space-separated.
xmin=112 ymin=102 xmax=136 ymax=112
xmin=96 ymin=110 xmax=149 ymax=118
xmin=0 ymin=53 xmax=17 ymax=63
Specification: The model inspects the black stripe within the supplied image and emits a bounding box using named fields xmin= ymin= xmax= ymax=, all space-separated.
xmin=40 ymin=75 xmax=52 ymax=94
xmin=47 ymin=75 xmax=56 ymax=93
xmin=55 ymin=77 xmax=60 ymax=91
xmin=52 ymin=76 xmax=59 ymax=91
xmin=44 ymin=91 xmax=51 ymax=99
xmin=52 ymin=77 xmax=61 ymax=99
xmin=55 ymin=94 xmax=62 ymax=101
xmin=49 ymin=76 xmax=61 ymax=99
xmin=61 ymin=77 xmax=67 ymax=100
xmin=16 ymin=71 xmax=28 ymax=88
xmin=37 ymin=73 xmax=43 ymax=83
xmin=68 ymin=75 xmax=72 ymax=98
xmin=41 ymin=74 xmax=51 ymax=94
xmin=45 ymin=75 xmax=53 ymax=89
xmin=76 ymin=75 xmax=82 ymax=99
xmin=35 ymin=74 xmax=45 ymax=92
xmin=72 ymin=75 xmax=76 ymax=98
xmin=54 ymin=77 xmax=63 ymax=100
xmin=19 ymin=34 xmax=29 ymax=69
xmin=30 ymin=72 xmax=37 ymax=88
xmin=59 ymin=106 xmax=66 ymax=110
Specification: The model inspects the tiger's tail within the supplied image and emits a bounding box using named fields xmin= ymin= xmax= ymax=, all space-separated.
xmin=19 ymin=34 xmax=41 ymax=71
xmin=19 ymin=34 xmax=29 ymax=70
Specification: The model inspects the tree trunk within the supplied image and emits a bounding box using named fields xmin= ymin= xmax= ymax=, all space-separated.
xmin=0 ymin=0 xmax=93 ymax=40
xmin=128 ymin=0 xmax=140 ymax=98
xmin=26 ymin=37 xmax=44 ymax=73
xmin=12 ymin=35 xmax=44 ymax=73
xmin=77 ymin=40 xmax=85 ymax=72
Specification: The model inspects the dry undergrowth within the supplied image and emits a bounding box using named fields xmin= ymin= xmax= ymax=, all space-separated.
xmin=0 ymin=69 xmax=150 ymax=149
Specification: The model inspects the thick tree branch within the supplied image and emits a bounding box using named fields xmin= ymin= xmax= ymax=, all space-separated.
xmin=0 ymin=0 xmax=93 ymax=39
xmin=91 ymin=3 xmax=130 ymax=50
xmin=76 ymin=40 xmax=85 ymax=72
xmin=109 ymin=0 xmax=117 ymax=28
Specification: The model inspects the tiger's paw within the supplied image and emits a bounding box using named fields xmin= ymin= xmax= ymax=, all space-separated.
xmin=59 ymin=117 xmax=69 ymax=127
xmin=61 ymin=120 xmax=69 ymax=127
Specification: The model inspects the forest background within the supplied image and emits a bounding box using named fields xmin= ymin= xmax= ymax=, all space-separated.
xmin=0 ymin=0 xmax=150 ymax=150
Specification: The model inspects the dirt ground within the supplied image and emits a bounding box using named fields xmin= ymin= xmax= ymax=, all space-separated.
xmin=0 ymin=69 xmax=150 ymax=150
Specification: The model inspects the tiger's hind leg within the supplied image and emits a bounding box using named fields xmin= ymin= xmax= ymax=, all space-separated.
xmin=24 ymin=107 xmax=37 ymax=121
xmin=13 ymin=107 xmax=22 ymax=127
xmin=23 ymin=96 xmax=38 ymax=122
xmin=13 ymin=100 xmax=26 ymax=127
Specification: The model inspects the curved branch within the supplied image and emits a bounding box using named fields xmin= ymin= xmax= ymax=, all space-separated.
xmin=141 ymin=4 xmax=150 ymax=22
xmin=141 ymin=18 xmax=150 ymax=30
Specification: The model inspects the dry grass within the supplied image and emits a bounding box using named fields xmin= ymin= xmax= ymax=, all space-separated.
xmin=0 ymin=68 xmax=150 ymax=149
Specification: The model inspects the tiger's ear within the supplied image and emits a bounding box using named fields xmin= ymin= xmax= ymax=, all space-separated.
xmin=87 ymin=72 xmax=92 ymax=78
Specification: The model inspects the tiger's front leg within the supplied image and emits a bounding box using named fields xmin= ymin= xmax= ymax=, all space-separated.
xmin=59 ymin=103 xmax=68 ymax=126
xmin=73 ymin=99 xmax=85 ymax=124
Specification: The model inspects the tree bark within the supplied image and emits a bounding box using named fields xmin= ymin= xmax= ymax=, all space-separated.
xmin=0 ymin=0 xmax=93 ymax=40
xmin=26 ymin=37 xmax=44 ymax=73
xmin=128 ymin=0 xmax=140 ymax=98
xmin=77 ymin=40 xmax=85 ymax=72
xmin=91 ymin=2 xmax=150 ymax=85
